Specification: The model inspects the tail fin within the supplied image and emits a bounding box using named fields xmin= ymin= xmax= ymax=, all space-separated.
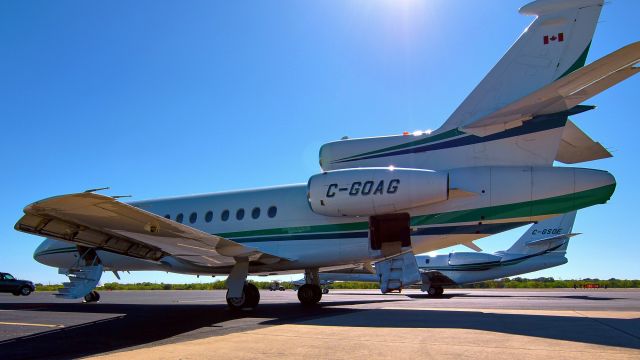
xmin=439 ymin=0 xmax=603 ymax=133
xmin=506 ymin=211 xmax=578 ymax=255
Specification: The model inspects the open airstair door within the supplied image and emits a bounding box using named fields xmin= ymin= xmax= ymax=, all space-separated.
xmin=375 ymin=252 xmax=421 ymax=293
xmin=369 ymin=213 xmax=410 ymax=257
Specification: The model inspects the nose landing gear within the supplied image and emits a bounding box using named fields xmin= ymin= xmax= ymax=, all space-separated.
xmin=226 ymin=282 xmax=260 ymax=310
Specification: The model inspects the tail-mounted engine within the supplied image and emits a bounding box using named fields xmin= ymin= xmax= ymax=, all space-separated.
xmin=307 ymin=167 xmax=448 ymax=217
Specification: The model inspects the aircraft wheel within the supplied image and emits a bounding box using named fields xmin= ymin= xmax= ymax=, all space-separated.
xmin=436 ymin=287 xmax=444 ymax=296
xmin=427 ymin=287 xmax=439 ymax=297
xmin=83 ymin=291 xmax=100 ymax=303
xmin=226 ymin=283 xmax=260 ymax=310
xmin=322 ymin=287 xmax=329 ymax=294
xmin=298 ymin=284 xmax=322 ymax=305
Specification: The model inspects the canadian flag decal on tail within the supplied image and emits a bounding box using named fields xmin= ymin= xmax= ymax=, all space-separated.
xmin=544 ymin=33 xmax=564 ymax=45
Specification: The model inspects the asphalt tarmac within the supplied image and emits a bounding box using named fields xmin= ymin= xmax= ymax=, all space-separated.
xmin=0 ymin=289 xmax=639 ymax=359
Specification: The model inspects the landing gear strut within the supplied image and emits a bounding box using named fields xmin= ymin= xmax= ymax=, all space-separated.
xmin=83 ymin=291 xmax=100 ymax=303
xmin=298 ymin=268 xmax=322 ymax=306
xmin=225 ymin=260 xmax=261 ymax=310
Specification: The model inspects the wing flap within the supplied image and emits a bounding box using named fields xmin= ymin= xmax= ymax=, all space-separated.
xmin=15 ymin=192 xmax=283 ymax=267
xmin=463 ymin=42 xmax=640 ymax=136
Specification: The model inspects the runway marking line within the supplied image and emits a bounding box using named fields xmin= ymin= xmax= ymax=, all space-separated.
xmin=0 ymin=321 xmax=64 ymax=328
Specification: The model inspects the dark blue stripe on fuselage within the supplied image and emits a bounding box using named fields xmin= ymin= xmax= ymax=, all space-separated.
xmin=227 ymin=221 xmax=530 ymax=243
xmin=334 ymin=115 xmax=568 ymax=164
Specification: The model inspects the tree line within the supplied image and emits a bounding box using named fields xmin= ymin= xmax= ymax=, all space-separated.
xmin=34 ymin=277 xmax=640 ymax=291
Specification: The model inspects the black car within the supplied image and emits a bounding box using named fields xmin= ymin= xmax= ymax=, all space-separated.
xmin=0 ymin=272 xmax=35 ymax=296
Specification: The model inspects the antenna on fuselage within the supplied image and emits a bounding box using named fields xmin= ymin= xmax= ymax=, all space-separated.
xmin=84 ymin=187 xmax=110 ymax=193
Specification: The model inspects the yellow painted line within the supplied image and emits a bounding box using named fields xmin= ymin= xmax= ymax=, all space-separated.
xmin=0 ymin=321 xmax=64 ymax=328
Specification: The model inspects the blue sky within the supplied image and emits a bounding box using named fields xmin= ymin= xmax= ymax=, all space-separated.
xmin=1 ymin=0 xmax=638 ymax=284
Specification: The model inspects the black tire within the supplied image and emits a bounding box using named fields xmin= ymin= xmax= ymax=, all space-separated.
xmin=322 ymin=287 xmax=329 ymax=294
xmin=83 ymin=291 xmax=100 ymax=303
xmin=436 ymin=287 xmax=444 ymax=296
xmin=427 ymin=286 xmax=439 ymax=297
xmin=298 ymin=284 xmax=322 ymax=305
xmin=244 ymin=283 xmax=260 ymax=309
xmin=226 ymin=283 xmax=260 ymax=310
xmin=20 ymin=287 xmax=32 ymax=296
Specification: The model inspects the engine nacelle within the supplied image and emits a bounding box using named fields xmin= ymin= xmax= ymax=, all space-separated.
xmin=448 ymin=252 xmax=502 ymax=266
xmin=307 ymin=167 xmax=448 ymax=217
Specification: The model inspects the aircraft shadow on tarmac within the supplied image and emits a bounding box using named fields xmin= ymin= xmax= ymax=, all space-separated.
xmin=0 ymin=298 xmax=638 ymax=360
xmin=404 ymin=293 xmax=625 ymax=301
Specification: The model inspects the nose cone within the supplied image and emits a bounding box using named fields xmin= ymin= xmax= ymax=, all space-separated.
xmin=574 ymin=168 xmax=616 ymax=205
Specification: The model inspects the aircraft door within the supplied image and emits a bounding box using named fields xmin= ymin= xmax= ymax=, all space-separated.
xmin=369 ymin=213 xmax=411 ymax=257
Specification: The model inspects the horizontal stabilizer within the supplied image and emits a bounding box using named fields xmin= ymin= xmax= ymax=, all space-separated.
xmin=526 ymin=233 xmax=580 ymax=247
xmin=462 ymin=242 xmax=482 ymax=252
xmin=463 ymin=42 xmax=640 ymax=136
xmin=556 ymin=119 xmax=612 ymax=163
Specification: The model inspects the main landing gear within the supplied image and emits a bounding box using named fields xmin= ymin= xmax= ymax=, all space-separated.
xmin=426 ymin=286 xmax=444 ymax=297
xmin=298 ymin=268 xmax=322 ymax=306
xmin=83 ymin=290 xmax=100 ymax=303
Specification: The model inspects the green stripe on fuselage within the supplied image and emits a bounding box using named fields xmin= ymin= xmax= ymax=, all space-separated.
xmin=219 ymin=183 xmax=615 ymax=240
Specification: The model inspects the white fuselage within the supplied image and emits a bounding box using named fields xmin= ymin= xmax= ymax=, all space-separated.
xmin=34 ymin=166 xmax=614 ymax=275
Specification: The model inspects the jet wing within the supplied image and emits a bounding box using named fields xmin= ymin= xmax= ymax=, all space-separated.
xmin=15 ymin=192 xmax=284 ymax=268
xmin=463 ymin=42 xmax=640 ymax=136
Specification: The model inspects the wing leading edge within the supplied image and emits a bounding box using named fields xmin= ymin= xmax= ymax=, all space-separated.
xmin=15 ymin=192 xmax=284 ymax=268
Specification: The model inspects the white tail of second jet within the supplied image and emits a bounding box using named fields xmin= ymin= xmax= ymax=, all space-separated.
xmin=503 ymin=211 xmax=578 ymax=256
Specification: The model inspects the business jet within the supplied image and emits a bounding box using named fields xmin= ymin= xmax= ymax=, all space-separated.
xmin=18 ymin=0 xmax=638 ymax=310
xmin=312 ymin=211 xmax=579 ymax=296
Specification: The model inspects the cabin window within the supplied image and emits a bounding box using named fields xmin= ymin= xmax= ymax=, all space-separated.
xmin=205 ymin=211 xmax=213 ymax=223
xmin=268 ymin=206 xmax=277 ymax=218
xmin=252 ymin=207 xmax=260 ymax=219
xmin=425 ymin=259 xmax=430 ymax=264
xmin=236 ymin=208 xmax=245 ymax=220
xmin=176 ymin=213 xmax=184 ymax=223
xmin=164 ymin=214 xmax=170 ymax=219
xmin=189 ymin=212 xmax=197 ymax=224
xmin=221 ymin=209 xmax=230 ymax=222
